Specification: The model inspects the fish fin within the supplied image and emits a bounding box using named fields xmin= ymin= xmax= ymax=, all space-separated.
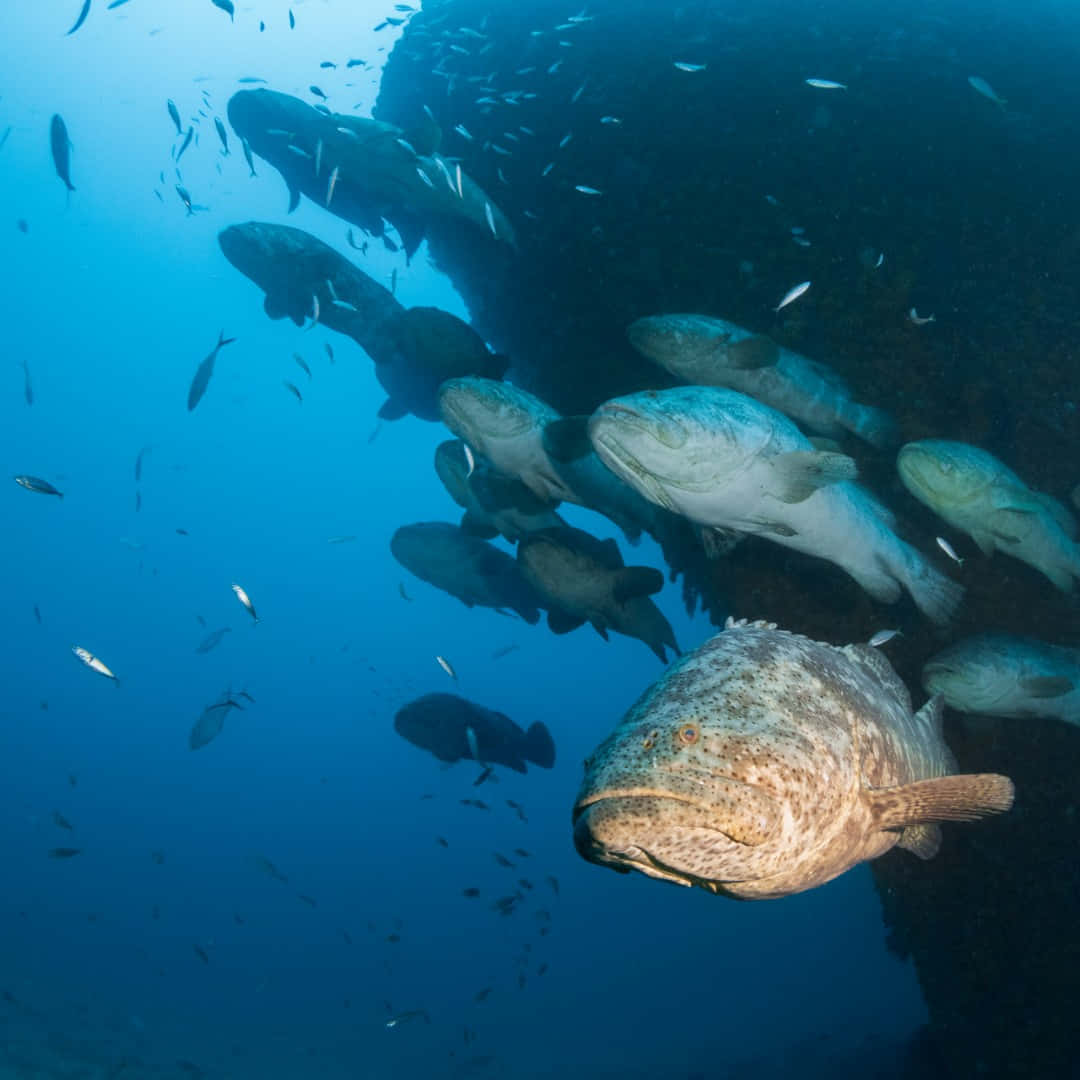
xmin=612 ymin=566 xmax=664 ymax=604
xmin=546 ymin=609 xmax=586 ymax=635
xmin=724 ymin=335 xmax=779 ymax=370
xmin=590 ymin=620 xmax=610 ymax=642
xmin=287 ymin=182 xmax=301 ymax=213
xmin=767 ymin=450 xmax=858 ymax=503
xmin=970 ymin=529 xmax=998 ymax=556
xmin=515 ymin=603 xmax=541 ymax=625
xmin=377 ymin=397 xmax=410 ymax=420
xmin=522 ymin=721 xmax=555 ymax=769
xmin=263 ymin=294 xmax=287 ymax=320
xmin=1018 ymin=675 xmax=1074 ymax=698
xmin=471 ymin=472 xmax=551 ymax=515
xmin=896 ymin=824 xmax=941 ymax=860
xmin=459 ymin=512 xmax=498 ymax=540
xmin=701 ymin=526 xmax=743 ymax=558
xmin=541 ymin=416 xmax=593 ymax=463
xmin=866 ymin=773 xmax=1014 ymax=830
xmin=489 ymin=352 xmax=512 ymax=380
xmin=395 ymin=214 xmax=426 ymax=261
xmin=1033 ymin=492 xmax=1078 ymax=538
xmin=595 ymin=537 xmax=624 ymax=569
xmin=913 ymin=693 xmax=946 ymax=741
xmin=217 ymin=331 xmax=237 ymax=348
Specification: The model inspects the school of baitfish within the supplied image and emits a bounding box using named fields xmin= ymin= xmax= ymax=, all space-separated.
xmin=18 ymin=2 xmax=1078 ymax=1065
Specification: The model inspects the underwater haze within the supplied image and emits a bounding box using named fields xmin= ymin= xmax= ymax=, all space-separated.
xmin=3 ymin=0 xmax=1077 ymax=1078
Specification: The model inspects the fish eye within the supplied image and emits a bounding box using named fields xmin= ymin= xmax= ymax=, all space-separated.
xmin=678 ymin=723 xmax=700 ymax=745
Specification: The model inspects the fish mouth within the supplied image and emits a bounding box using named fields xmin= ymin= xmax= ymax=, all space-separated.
xmin=572 ymin=795 xmax=749 ymax=891
xmin=587 ymin=409 xmax=689 ymax=512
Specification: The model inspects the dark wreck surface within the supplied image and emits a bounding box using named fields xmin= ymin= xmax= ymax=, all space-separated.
xmin=377 ymin=2 xmax=1080 ymax=1074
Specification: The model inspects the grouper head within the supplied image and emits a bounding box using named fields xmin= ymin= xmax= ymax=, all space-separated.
xmin=921 ymin=635 xmax=1025 ymax=714
xmin=627 ymin=314 xmax=779 ymax=383
xmin=587 ymin=387 xmax=765 ymax=513
xmin=897 ymin=439 xmax=992 ymax=513
xmin=572 ymin=654 xmax=786 ymax=894
xmin=438 ymin=377 xmax=557 ymax=455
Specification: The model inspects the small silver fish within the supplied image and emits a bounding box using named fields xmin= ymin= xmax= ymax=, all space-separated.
xmin=575 ymin=184 xmax=602 ymax=195
xmin=465 ymin=725 xmax=481 ymax=762
xmin=936 ymin=537 xmax=964 ymax=566
xmin=874 ymin=252 xmax=885 ymax=268
xmin=464 ymin=444 xmax=476 ymax=478
xmin=868 ymin=629 xmax=902 ymax=648
xmin=484 ymin=201 xmax=497 ymax=237
xmin=968 ymin=76 xmax=1006 ymax=107
xmin=774 ymin=280 xmax=811 ymax=311
xmin=600 ymin=116 xmax=622 ymax=125
xmin=325 ymin=166 xmax=339 ymax=207
xmin=310 ymin=294 xmax=321 ymax=327
xmin=416 ymin=165 xmax=435 ymax=189
xmin=314 ymin=138 xmax=323 ymax=177
xmin=805 ymin=78 xmax=847 ymax=90
xmin=559 ymin=132 xmax=573 ymax=149
xmin=453 ymin=123 xmax=473 ymax=141
xmin=909 ymin=308 xmax=936 ymax=326
xmin=72 ymin=646 xmax=117 ymax=681
xmin=674 ymin=61 xmax=707 ymax=72
xmin=436 ymin=655 xmax=457 ymax=680
xmin=455 ymin=163 xmax=463 ymax=199
xmin=232 ymin=583 xmax=259 ymax=623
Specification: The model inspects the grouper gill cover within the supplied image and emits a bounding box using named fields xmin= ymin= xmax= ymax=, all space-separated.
xmin=2 ymin=1 xmax=1078 ymax=1078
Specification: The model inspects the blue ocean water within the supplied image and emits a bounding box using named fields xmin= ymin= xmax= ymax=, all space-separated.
xmin=13 ymin=0 xmax=1071 ymax=1076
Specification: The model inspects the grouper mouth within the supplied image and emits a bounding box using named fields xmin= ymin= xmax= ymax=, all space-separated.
xmin=572 ymin=793 xmax=764 ymax=891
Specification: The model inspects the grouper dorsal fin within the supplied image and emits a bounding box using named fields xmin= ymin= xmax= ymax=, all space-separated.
xmin=767 ymin=450 xmax=857 ymax=504
xmin=866 ymin=773 xmax=1014 ymax=833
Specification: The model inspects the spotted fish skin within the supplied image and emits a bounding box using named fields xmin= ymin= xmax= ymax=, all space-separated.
xmin=573 ymin=620 xmax=1014 ymax=900
xmin=628 ymin=314 xmax=896 ymax=449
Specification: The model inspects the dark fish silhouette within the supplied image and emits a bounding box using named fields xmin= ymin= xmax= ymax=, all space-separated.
xmin=16 ymin=359 xmax=32 ymax=405
xmin=195 ymin=627 xmax=230 ymax=653
xmin=214 ymin=116 xmax=229 ymax=155
xmin=66 ymin=0 xmax=92 ymax=35
xmin=49 ymin=115 xmax=75 ymax=192
xmin=167 ymin=99 xmax=182 ymax=136
xmin=14 ymin=475 xmax=63 ymax=498
xmin=394 ymin=692 xmax=555 ymax=774
xmin=49 ymin=847 xmax=81 ymax=858
xmin=134 ymin=444 xmax=150 ymax=482
xmin=187 ymin=330 xmax=236 ymax=411
xmin=175 ymin=125 xmax=194 ymax=164
xmin=210 ymin=0 xmax=234 ymax=19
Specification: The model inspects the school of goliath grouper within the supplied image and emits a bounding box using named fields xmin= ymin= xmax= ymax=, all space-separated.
xmin=32 ymin=0 xmax=1080 ymax=1074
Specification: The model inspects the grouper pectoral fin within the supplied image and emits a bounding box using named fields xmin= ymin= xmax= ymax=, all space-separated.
xmin=263 ymin=294 xmax=288 ymax=320
xmin=866 ymin=774 xmax=1015 ymax=839
xmin=377 ymin=396 xmax=410 ymax=421
xmin=546 ymin=609 xmax=586 ymax=635
xmin=1018 ymin=675 xmax=1075 ymax=698
xmin=724 ymin=334 xmax=779 ymax=370
xmin=612 ymin=566 xmax=664 ymax=604
xmin=459 ymin=511 xmax=499 ymax=540
xmin=767 ymin=450 xmax=858 ymax=504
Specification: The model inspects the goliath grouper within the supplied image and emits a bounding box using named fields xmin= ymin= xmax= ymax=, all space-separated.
xmin=573 ymin=618 xmax=1014 ymax=899
xmin=390 ymin=522 xmax=541 ymax=623
xmin=395 ymin=692 xmax=555 ymax=773
xmin=588 ymin=386 xmax=962 ymax=624
xmin=897 ymin=439 xmax=1080 ymax=593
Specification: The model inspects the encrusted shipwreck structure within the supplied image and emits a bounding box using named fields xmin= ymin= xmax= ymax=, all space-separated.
xmin=376 ymin=3 xmax=1080 ymax=1074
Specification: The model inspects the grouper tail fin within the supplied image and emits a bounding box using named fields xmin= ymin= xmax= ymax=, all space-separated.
xmin=523 ymin=721 xmax=555 ymax=769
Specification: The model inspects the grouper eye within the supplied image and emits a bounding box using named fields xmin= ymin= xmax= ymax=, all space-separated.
xmin=678 ymin=723 xmax=700 ymax=745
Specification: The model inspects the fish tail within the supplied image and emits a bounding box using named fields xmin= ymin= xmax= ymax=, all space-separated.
xmin=218 ymin=331 xmax=238 ymax=348
xmin=905 ymin=554 xmax=964 ymax=625
xmin=523 ymin=721 xmax=555 ymax=769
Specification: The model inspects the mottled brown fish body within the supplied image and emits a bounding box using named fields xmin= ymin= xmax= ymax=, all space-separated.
xmin=574 ymin=620 xmax=1013 ymax=900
